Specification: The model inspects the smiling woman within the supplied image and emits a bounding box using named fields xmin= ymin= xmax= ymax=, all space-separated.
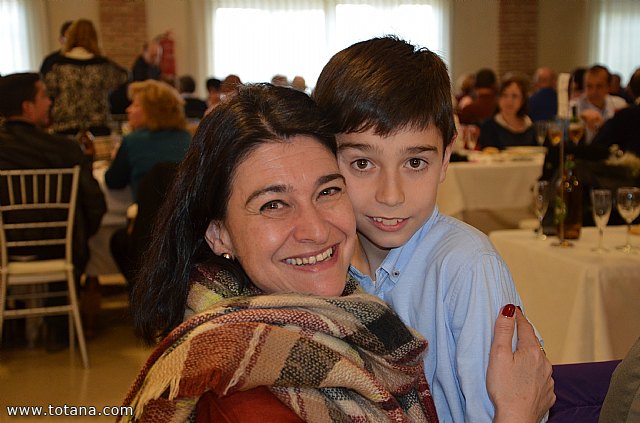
xmin=122 ymin=83 xmax=439 ymax=422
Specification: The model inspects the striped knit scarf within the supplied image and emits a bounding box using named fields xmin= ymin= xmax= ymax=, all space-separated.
xmin=120 ymin=262 xmax=438 ymax=422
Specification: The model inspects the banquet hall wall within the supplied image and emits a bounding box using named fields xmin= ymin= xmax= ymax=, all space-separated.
xmin=43 ymin=0 xmax=590 ymax=96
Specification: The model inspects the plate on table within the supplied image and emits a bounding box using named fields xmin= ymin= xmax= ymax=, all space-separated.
xmin=504 ymin=146 xmax=547 ymax=155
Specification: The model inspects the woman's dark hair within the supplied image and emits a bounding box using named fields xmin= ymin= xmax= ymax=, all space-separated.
xmin=132 ymin=84 xmax=336 ymax=344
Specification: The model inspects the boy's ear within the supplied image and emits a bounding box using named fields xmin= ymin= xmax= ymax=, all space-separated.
xmin=205 ymin=220 xmax=235 ymax=257
xmin=439 ymin=140 xmax=454 ymax=184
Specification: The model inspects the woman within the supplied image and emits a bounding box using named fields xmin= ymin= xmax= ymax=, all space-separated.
xmin=122 ymin=85 xmax=553 ymax=422
xmin=104 ymin=79 xmax=191 ymax=201
xmin=106 ymin=79 xmax=190 ymax=285
xmin=478 ymin=74 xmax=536 ymax=150
xmin=43 ymin=19 xmax=128 ymax=136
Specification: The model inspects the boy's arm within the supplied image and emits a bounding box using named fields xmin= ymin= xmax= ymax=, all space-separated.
xmin=449 ymin=253 xmax=523 ymax=422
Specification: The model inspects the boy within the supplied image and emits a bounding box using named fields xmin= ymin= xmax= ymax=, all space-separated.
xmin=314 ymin=36 xmax=530 ymax=422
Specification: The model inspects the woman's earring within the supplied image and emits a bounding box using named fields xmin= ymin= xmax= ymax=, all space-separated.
xmin=222 ymin=253 xmax=231 ymax=260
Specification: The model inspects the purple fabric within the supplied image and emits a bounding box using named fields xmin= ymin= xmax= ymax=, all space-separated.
xmin=548 ymin=360 xmax=621 ymax=423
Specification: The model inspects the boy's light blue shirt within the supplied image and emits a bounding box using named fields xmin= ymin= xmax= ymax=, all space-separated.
xmin=349 ymin=207 xmax=525 ymax=423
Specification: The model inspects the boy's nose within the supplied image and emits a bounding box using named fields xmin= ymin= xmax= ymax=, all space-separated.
xmin=376 ymin=171 xmax=405 ymax=207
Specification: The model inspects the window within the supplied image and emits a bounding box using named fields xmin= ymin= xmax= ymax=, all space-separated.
xmin=0 ymin=0 xmax=48 ymax=75
xmin=210 ymin=0 xmax=449 ymax=88
xmin=589 ymin=0 xmax=640 ymax=84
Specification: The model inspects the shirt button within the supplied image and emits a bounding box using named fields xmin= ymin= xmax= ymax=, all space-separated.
xmin=392 ymin=270 xmax=400 ymax=277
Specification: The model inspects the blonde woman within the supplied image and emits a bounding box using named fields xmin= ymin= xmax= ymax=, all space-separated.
xmin=43 ymin=19 xmax=127 ymax=135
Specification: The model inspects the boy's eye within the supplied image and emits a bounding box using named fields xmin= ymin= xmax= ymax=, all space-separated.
xmin=351 ymin=159 xmax=373 ymax=171
xmin=406 ymin=158 xmax=427 ymax=170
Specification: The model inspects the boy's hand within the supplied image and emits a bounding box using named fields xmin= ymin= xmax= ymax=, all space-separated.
xmin=487 ymin=305 xmax=555 ymax=423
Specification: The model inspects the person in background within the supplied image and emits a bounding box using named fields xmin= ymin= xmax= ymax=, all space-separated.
xmin=40 ymin=20 xmax=73 ymax=78
xmin=570 ymin=67 xmax=587 ymax=100
xmin=123 ymin=84 xmax=553 ymax=422
xmin=592 ymin=67 xmax=640 ymax=156
xmin=291 ymin=75 xmax=307 ymax=93
xmin=204 ymin=74 xmax=243 ymax=115
xmin=0 ymin=72 xmax=106 ymax=351
xmin=571 ymin=64 xmax=627 ymax=144
xmin=270 ymin=74 xmax=288 ymax=86
xmin=314 ymin=37 xmax=551 ymax=422
xmin=479 ymin=73 xmax=536 ymax=150
xmin=131 ymin=39 xmax=162 ymax=82
xmin=528 ymin=67 xmax=558 ymax=122
xmin=106 ymin=80 xmax=190 ymax=284
xmin=458 ymin=68 xmax=499 ymax=125
xmin=609 ymin=73 xmax=634 ymax=105
xmin=454 ymin=72 xmax=476 ymax=112
xmin=177 ymin=75 xmax=207 ymax=119
xmin=205 ymin=77 xmax=222 ymax=108
xmin=43 ymin=19 xmax=128 ymax=136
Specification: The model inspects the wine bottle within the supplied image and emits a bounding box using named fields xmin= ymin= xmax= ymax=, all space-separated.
xmin=555 ymin=154 xmax=582 ymax=239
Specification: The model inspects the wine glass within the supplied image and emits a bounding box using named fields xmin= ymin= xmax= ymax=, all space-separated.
xmin=568 ymin=118 xmax=585 ymax=145
xmin=616 ymin=187 xmax=640 ymax=253
xmin=463 ymin=124 xmax=479 ymax=151
xmin=547 ymin=119 xmax=564 ymax=146
xmin=534 ymin=121 xmax=549 ymax=146
xmin=590 ymin=189 xmax=612 ymax=253
xmin=533 ymin=181 xmax=550 ymax=240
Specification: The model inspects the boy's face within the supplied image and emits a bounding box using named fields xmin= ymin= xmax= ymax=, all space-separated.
xmin=337 ymin=125 xmax=451 ymax=251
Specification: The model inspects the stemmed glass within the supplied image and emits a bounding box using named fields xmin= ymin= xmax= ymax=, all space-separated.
xmin=616 ymin=187 xmax=640 ymax=253
xmin=590 ymin=189 xmax=612 ymax=253
xmin=463 ymin=124 xmax=479 ymax=151
xmin=534 ymin=121 xmax=549 ymax=147
xmin=533 ymin=181 xmax=550 ymax=240
xmin=568 ymin=117 xmax=585 ymax=145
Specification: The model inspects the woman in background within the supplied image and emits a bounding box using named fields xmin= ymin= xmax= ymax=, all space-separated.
xmin=44 ymin=19 xmax=127 ymax=136
xmin=106 ymin=79 xmax=191 ymax=285
xmin=478 ymin=74 xmax=536 ymax=150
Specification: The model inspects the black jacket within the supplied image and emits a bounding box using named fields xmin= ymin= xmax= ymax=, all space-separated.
xmin=0 ymin=120 xmax=107 ymax=271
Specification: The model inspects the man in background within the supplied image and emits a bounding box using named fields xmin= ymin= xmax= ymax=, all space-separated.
xmin=132 ymin=39 xmax=162 ymax=82
xmin=572 ymin=64 xmax=627 ymax=143
xmin=178 ymin=75 xmax=207 ymax=119
xmin=528 ymin=67 xmax=557 ymax=122
xmin=458 ymin=68 xmax=498 ymax=125
xmin=0 ymin=73 xmax=106 ymax=349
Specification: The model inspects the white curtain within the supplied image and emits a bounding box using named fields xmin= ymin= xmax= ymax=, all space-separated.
xmin=588 ymin=0 xmax=640 ymax=84
xmin=0 ymin=0 xmax=49 ymax=75
xmin=206 ymin=0 xmax=450 ymax=88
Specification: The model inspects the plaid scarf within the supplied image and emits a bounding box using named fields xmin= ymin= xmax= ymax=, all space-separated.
xmin=120 ymin=263 xmax=438 ymax=422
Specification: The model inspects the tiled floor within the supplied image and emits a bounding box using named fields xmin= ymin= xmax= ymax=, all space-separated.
xmin=0 ymin=283 xmax=152 ymax=422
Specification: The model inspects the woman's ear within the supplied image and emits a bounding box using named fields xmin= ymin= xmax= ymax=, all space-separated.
xmin=205 ymin=220 xmax=234 ymax=257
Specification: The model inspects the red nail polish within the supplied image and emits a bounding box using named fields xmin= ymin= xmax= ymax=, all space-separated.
xmin=502 ymin=304 xmax=516 ymax=317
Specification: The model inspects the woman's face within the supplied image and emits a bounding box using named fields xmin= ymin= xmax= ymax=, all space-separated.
xmin=126 ymin=95 xmax=147 ymax=130
xmin=499 ymin=82 xmax=523 ymax=117
xmin=207 ymin=136 xmax=356 ymax=296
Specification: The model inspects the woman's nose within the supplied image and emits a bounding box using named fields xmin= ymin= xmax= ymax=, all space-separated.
xmin=292 ymin=204 xmax=330 ymax=243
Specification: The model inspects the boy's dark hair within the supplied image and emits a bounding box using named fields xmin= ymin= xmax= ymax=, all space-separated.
xmin=206 ymin=77 xmax=222 ymax=92
xmin=314 ymin=36 xmax=456 ymax=148
xmin=0 ymin=73 xmax=40 ymax=118
xmin=178 ymin=75 xmax=196 ymax=93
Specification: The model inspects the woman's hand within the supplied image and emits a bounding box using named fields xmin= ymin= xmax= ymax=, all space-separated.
xmin=487 ymin=305 xmax=555 ymax=423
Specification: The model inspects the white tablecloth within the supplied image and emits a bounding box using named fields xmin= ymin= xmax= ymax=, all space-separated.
xmin=85 ymin=166 xmax=133 ymax=276
xmin=438 ymin=152 xmax=544 ymax=233
xmin=489 ymin=226 xmax=640 ymax=364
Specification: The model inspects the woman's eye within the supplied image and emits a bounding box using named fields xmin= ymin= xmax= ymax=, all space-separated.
xmin=259 ymin=201 xmax=284 ymax=212
xmin=406 ymin=158 xmax=427 ymax=170
xmin=351 ymin=159 xmax=372 ymax=171
xmin=319 ymin=186 xmax=342 ymax=197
